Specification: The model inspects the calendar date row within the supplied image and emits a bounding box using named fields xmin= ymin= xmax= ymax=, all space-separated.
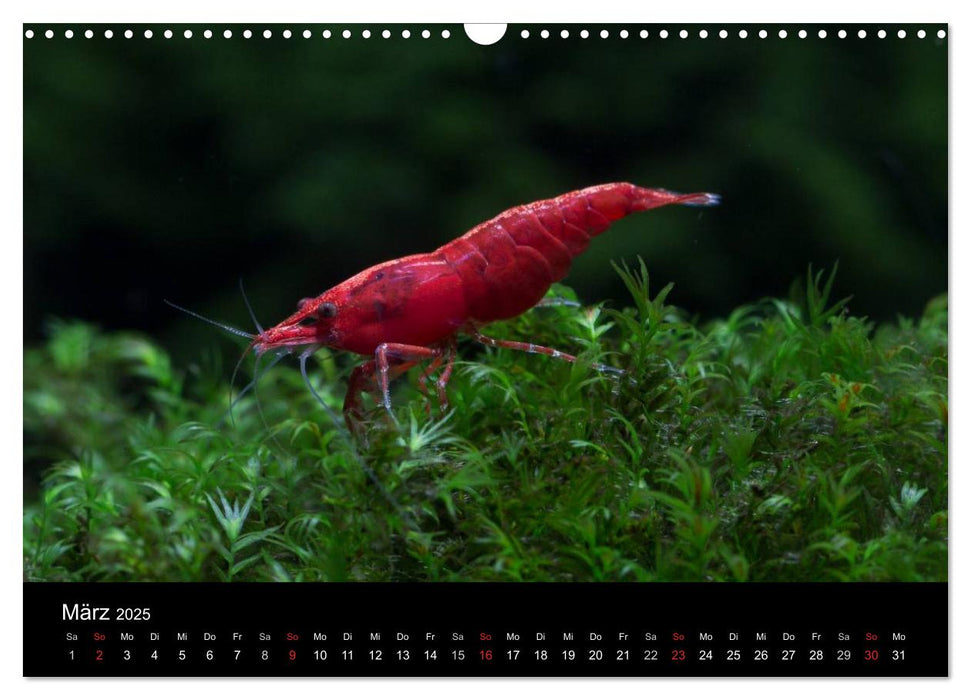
xmin=66 ymin=645 xmax=906 ymax=665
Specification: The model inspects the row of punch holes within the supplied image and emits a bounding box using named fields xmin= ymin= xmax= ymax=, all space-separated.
xmin=524 ymin=27 xmax=946 ymax=40
xmin=25 ymin=28 xmax=452 ymax=40
xmin=24 ymin=27 xmax=948 ymax=41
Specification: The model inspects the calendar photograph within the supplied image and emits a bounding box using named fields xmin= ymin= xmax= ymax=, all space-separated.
xmin=24 ymin=23 xmax=947 ymax=593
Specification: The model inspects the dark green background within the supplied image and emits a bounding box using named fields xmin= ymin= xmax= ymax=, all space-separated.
xmin=24 ymin=24 xmax=947 ymax=363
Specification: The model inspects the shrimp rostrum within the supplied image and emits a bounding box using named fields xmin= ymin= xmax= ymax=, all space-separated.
xmin=176 ymin=183 xmax=719 ymax=432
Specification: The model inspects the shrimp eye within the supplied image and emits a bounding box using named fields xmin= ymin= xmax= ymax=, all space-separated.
xmin=317 ymin=302 xmax=338 ymax=319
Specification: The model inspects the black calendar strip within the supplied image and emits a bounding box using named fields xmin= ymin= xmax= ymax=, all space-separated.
xmin=24 ymin=582 xmax=947 ymax=677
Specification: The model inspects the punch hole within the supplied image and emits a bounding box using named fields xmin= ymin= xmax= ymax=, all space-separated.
xmin=464 ymin=24 xmax=506 ymax=46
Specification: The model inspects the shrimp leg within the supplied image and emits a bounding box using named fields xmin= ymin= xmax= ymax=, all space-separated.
xmin=346 ymin=341 xmax=457 ymax=429
xmin=344 ymin=344 xmax=444 ymax=433
xmin=468 ymin=328 xmax=625 ymax=377
xmin=344 ymin=358 xmax=418 ymax=429
xmin=374 ymin=343 xmax=446 ymax=414
xmin=417 ymin=337 xmax=458 ymax=413
xmin=418 ymin=355 xmax=445 ymax=395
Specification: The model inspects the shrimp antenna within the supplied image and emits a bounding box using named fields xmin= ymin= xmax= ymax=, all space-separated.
xmin=164 ymin=299 xmax=255 ymax=340
xmin=299 ymin=350 xmax=344 ymax=430
xmin=238 ymin=278 xmax=264 ymax=334
xmin=228 ymin=344 xmax=255 ymax=427
xmin=218 ymin=349 xmax=286 ymax=428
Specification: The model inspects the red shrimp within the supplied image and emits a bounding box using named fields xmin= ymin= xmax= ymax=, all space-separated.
xmin=243 ymin=182 xmax=719 ymax=431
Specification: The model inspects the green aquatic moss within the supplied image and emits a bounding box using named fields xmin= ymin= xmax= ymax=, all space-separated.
xmin=23 ymin=265 xmax=948 ymax=582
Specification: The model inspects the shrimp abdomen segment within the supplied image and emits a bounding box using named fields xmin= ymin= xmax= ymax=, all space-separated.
xmin=440 ymin=222 xmax=554 ymax=321
xmin=439 ymin=182 xmax=717 ymax=324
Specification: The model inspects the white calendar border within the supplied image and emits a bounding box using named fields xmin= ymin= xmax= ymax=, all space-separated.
xmin=5 ymin=0 xmax=962 ymax=697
